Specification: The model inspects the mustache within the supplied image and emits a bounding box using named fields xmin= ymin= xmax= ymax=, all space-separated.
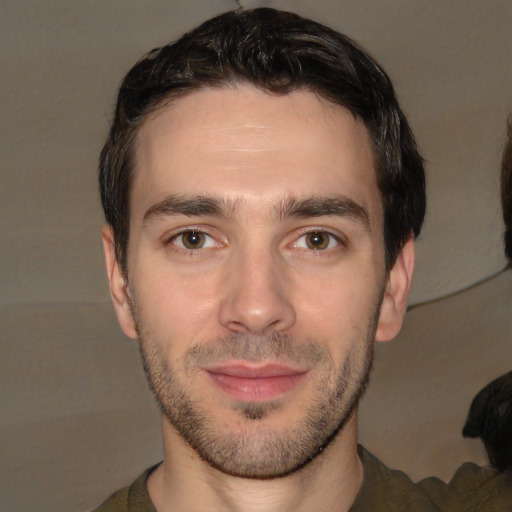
xmin=184 ymin=332 xmax=331 ymax=369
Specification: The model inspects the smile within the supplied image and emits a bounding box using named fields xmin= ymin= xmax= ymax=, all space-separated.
xmin=203 ymin=362 xmax=309 ymax=402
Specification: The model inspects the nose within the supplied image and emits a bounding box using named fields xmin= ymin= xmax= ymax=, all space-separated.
xmin=219 ymin=247 xmax=296 ymax=336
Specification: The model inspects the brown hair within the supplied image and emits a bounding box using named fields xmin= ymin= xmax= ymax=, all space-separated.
xmin=99 ymin=8 xmax=426 ymax=273
xmin=501 ymin=117 xmax=512 ymax=260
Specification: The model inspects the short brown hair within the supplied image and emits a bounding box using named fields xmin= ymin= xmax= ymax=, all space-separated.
xmin=99 ymin=8 xmax=426 ymax=273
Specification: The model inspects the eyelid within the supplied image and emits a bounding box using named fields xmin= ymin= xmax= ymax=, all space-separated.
xmin=163 ymin=225 xmax=225 ymax=251
xmin=173 ymin=232 xmax=216 ymax=250
xmin=290 ymin=227 xmax=348 ymax=250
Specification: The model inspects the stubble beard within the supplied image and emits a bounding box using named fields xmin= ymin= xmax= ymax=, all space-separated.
xmin=133 ymin=305 xmax=380 ymax=480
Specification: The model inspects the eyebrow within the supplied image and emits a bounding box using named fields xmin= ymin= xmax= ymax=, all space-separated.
xmin=143 ymin=195 xmax=236 ymax=224
xmin=275 ymin=195 xmax=370 ymax=230
xmin=142 ymin=193 xmax=370 ymax=230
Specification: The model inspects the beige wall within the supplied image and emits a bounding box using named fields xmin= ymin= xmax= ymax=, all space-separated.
xmin=1 ymin=1 xmax=511 ymax=510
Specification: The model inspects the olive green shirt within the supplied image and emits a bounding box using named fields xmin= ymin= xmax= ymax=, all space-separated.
xmin=93 ymin=446 xmax=512 ymax=511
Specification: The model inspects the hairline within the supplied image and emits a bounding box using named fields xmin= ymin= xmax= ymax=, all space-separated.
xmin=122 ymin=80 xmax=384 ymax=266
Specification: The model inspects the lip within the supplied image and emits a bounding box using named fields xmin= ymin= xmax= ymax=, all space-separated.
xmin=204 ymin=362 xmax=309 ymax=402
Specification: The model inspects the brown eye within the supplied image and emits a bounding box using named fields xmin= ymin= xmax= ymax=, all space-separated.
xmin=178 ymin=231 xmax=207 ymax=249
xmin=305 ymin=232 xmax=330 ymax=250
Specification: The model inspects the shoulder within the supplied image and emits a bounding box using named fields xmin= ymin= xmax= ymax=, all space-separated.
xmin=430 ymin=461 xmax=512 ymax=511
xmin=91 ymin=466 xmax=158 ymax=512
xmin=353 ymin=446 xmax=512 ymax=512
xmin=351 ymin=446 xmax=442 ymax=511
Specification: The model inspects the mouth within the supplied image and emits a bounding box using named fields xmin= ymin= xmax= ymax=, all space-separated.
xmin=203 ymin=362 xmax=309 ymax=402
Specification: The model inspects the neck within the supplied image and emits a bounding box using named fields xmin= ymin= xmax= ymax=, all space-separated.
xmin=148 ymin=412 xmax=363 ymax=512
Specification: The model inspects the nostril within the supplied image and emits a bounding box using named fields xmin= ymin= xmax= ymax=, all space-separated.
xmin=219 ymin=294 xmax=297 ymax=336
xmin=264 ymin=318 xmax=284 ymax=334
xmin=224 ymin=319 xmax=250 ymax=334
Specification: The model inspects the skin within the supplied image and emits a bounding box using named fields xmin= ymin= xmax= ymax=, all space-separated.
xmin=103 ymin=86 xmax=415 ymax=512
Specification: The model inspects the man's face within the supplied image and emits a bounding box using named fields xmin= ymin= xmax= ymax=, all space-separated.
xmin=104 ymin=86 xmax=410 ymax=478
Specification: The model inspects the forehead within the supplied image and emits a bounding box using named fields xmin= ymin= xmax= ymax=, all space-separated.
xmin=131 ymin=86 xmax=381 ymax=224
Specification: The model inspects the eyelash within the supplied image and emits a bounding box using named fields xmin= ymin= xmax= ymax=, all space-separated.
xmin=292 ymin=228 xmax=346 ymax=252
xmin=165 ymin=228 xmax=220 ymax=256
xmin=165 ymin=226 xmax=346 ymax=256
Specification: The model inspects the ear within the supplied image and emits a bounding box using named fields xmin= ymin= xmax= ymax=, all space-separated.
xmin=101 ymin=225 xmax=138 ymax=339
xmin=375 ymin=235 xmax=415 ymax=343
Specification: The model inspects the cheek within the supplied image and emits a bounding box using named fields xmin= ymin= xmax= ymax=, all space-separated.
xmin=132 ymin=262 xmax=221 ymax=344
xmin=294 ymin=264 xmax=382 ymax=335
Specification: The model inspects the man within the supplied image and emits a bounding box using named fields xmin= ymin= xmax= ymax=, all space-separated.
xmin=95 ymin=8 xmax=512 ymax=511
